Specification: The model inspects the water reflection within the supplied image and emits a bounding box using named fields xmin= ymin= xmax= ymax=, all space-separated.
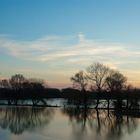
xmin=62 ymin=105 xmax=139 ymax=140
xmin=0 ymin=104 xmax=139 ymax=140
xmin=0 ymin=106 xmax=54 ymax=134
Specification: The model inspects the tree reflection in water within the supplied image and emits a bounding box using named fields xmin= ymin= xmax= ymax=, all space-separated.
xmin=62 ymin=104 xmax=139 ymax=140
xmin=0 ymin=106 xmax=54 ymax=134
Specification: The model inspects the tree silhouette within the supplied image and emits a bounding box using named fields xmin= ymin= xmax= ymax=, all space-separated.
xmin=106 ymin=70 xmax=127 ymax=92
xmin=87 ymin=62 xmax=109 ymax=92
xmin=71 ymin=71 xmax=88 ymax=92
xmin=87 ymin=63 xmax=110 ymax=108
xmin=9 ymin=74 xmax=26 ymax=90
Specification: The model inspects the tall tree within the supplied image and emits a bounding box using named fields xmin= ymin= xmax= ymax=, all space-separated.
xmin=106 ymin=70 xmax=127 ymax=92
xmin=87 ymin=62 xmax=109 ymax=92
xmin=71 ymin=71 xmax=88 ymax=92
xmin=87 ymin=62 xmax=110 ymax=109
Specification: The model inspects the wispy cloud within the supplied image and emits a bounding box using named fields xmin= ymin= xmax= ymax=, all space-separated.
xmin=0 ymin=33 xmax=140 ymax=87
xmin=1 ymin=33 xmax=139 ymax=64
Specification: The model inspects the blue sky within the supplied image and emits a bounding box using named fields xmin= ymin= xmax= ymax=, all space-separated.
xmin=0 ymin=0 xmax=140 ymax=45
xmin=0 ymin=0 xmax=140 ymax=88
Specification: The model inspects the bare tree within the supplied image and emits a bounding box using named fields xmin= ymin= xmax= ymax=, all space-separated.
xmin=86 ymin=62 xmax=110 ymax=109
xmin=106 ymin=70 xmax=127 ymax=92
xmin=87 ymin=62 xmax=109 ymax=92
xmin=10 ymin=74 xmax=26 ymax=90
xmin=71 ymin=71 xmax=88 ymax=92
xmin=105 ymin=70 xmax=127 ymax=110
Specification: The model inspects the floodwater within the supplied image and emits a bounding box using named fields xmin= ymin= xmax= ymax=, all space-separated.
xmin=0 ymin=103 xmax=140 ymax=140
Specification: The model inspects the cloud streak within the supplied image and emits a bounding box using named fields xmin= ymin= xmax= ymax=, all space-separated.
xmin=1 ymin=34 xmax=139 ymax=64
xmin=0 ymin=33 xmax=140 ymax=87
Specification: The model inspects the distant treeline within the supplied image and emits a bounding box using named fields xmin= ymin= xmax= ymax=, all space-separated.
xmin=0 ymin=74 xmax=140 ymax=100
xmin=1 ymin=85 xmax=140 ymax=100
xmin=0 ymin=62 xmax=140 ymax=101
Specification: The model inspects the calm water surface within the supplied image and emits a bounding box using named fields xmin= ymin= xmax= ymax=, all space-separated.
xmin=0 ymin=101 xmax=140 ymax=140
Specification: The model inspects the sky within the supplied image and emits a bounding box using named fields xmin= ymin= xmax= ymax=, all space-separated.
xmin=0 ymin=0 xmax=140 ymax=88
